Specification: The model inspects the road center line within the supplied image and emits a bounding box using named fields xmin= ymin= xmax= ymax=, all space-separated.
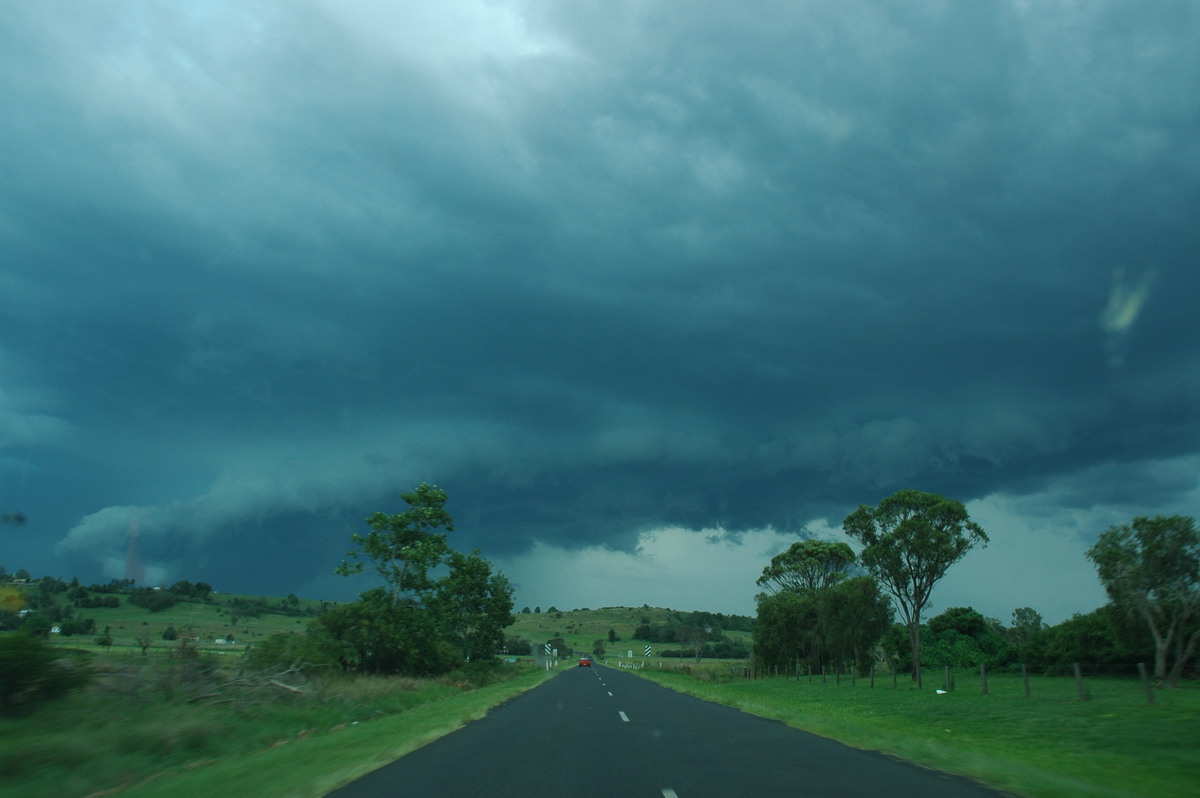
xmin=607 ymin=691 xmax=613 ymax=696
xmin=618 ymin=711 xmax=629 ymax=722
xmin=662 ymin=790 xmax=679 ymax=798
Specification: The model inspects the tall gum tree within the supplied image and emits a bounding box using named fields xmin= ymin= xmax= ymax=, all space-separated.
xmin=842 ymin=489 xmax=988 ymax=688
xmin=1086 ymin=515 xmax=1200 ymax=687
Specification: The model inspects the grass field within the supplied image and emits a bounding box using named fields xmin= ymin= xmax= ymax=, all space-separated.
xmin=635 ymin=664 xmax=1200 ymax=798
xmin=44 ymin=592 xmax=327 ymax=658
xmin=1 ymin=654 xmax=558 ymax=798
xmin=25 ymin=599 xmax=1198 ymax=797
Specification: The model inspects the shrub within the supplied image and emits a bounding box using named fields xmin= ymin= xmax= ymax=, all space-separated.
xmin=0 ymin=632 xmax=91 ymax=715
xmin=245 ymin=631 xmax=343 ymax=676
xmin=128 ymin=589 xmax=182 ymax=612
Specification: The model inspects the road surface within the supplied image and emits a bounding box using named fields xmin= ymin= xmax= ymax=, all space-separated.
xmin=325 ymin=664 xmax=1014 ymax=797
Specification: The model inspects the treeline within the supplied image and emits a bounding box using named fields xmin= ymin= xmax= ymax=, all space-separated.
xmin=855 ymin=603 xmax=1159 ymax=678
xmin=247 ymin=484 xmax=514 ymax=678
xmin=752 ymin=499 xmax=1199 ymax=687
xmin=629 ymin=610 xmax=753 ymax=660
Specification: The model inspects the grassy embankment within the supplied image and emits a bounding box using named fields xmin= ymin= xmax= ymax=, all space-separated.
xmin=1 ymin=652 xmax=558 ymax=798
xmin=635 ymin=664 xmax=1200 ymax=798
xmin=10 ymin=591 xmax=568 ymax=797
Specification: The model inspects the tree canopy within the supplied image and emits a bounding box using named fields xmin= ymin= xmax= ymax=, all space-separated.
xmin=337 ymin=482 xmax=454 ymax=596
xmin=1086 ymin=515 xmax=1200 ymax=687
xmin=317 ymin=483 xmax=514 ymax=675
xmin=842 ymin=489 xmax=987 ymax=688
xmin=756 ymin=540 xmax=857 ymax=596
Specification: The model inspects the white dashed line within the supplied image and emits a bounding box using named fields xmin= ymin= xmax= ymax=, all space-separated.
xmin=662 ymin=790 xmax=679 ymax=798
xmin=607 ymin=691 xmax=613 ymax=696
xmin=618 ymin=711 xmax=629 ymax=722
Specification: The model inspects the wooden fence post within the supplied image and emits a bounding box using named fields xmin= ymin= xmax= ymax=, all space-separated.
xmin=1074 ymin=663 xmax=1087 ymax=701
xmin=944 ymin=665 xmax=951 ymax=692
xmin=1137 ymin=662 xmax=1155 ymax=704
xmin=980 ymin=663 xmax=988 ymax=695
xmin=1021 ymin=663 xmax=1030 ymax=698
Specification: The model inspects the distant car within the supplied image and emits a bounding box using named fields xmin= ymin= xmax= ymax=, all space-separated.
xmin=578 ymin=657 xmax=591 ymax=667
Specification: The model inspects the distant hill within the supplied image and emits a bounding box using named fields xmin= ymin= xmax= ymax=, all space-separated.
xmin=3 ymin=570 xmax=753 ymax=659
xmin=505 ymin=605 xmax=754 ymax=660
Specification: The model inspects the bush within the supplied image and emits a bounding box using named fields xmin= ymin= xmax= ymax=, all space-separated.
xmin=128 ymin=589 xmax=182 ymax=613
xmin=503 ymin=636 xmax=532 ymax=655
xmin=0 ymin=632 xmax=91 ymax=715
xmin=245 ymin=632 xmax=343 ymax=676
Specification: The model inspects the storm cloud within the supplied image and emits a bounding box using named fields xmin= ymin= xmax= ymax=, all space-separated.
xmin=2 ymin=0 xmax=1197 ymax=623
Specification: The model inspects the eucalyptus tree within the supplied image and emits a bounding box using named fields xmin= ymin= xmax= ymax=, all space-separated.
xmin=756 ymin=539 xmax=858 ymax=596
xmin=843 ymin=490 xmax=988 ymax=688
xmin=332 ymin=483 xmax=514 ymax=674
xmin=1087 ymin=515 xmax=1200 ymax=687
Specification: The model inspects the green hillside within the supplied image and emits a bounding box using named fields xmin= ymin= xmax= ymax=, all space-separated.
xmin=19 ymin=585 xmax=331 ymax=658
xmin=7 ymin=573 xmax=752 ymax=661
xmin=505 ymin=605 xmax=753 ymax=660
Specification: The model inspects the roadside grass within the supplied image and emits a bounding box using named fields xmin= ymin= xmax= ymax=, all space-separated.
xmin=0 ymin=657 xmax=556 ymax=798
xmin=635 ymin=665 xmax=1200 ymax=798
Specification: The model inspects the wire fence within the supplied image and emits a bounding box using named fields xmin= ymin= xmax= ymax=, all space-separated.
xmin=651 ymin=659 xmax=1163 ymax=704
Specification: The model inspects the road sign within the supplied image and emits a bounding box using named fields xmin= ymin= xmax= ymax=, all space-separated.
xmin=645 ymin=645 xmax=652 ymax=657
xmin=544 ymin=643 xmax=551 ymax=656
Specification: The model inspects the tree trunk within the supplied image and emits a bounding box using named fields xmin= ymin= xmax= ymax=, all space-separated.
xmin=908 ymin=621 xmax=922 ymax=688
xmin=1163 ymin=627 xmax=1200 ymax=688
xmin=1142 ymin=604 xmax=1170 ymax=685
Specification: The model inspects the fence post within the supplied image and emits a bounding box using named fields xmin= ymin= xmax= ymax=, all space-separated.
xmin=1021 ymin=663 xmax=1030 ymax=697
xmin=1137 ymin=662 xmax=1155 ymax=704
xmin=980 ymin=663 xmax=988 ymax=695
xmin=944 ymin=665 xmax=951 ymax=692
xmin=892 ymin=666 xmax=897 ymax=688
xmin=1073 ymin=663 xmax=1087 ymax=701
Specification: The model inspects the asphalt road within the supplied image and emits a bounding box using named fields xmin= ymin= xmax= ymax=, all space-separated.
xmin=325 ymin=664 xmax=1014 ymax=798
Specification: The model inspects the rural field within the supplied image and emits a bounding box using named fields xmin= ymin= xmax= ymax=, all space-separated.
xmin=505 ymin=604 xmax=752 ymax=660
xmin=8 ymin=599 xmax=1197 ymax=797
xmin=635 ymin=664 xmax=1200 ymax=798
xmin=41 ymin=591 xmax=331 ymax=658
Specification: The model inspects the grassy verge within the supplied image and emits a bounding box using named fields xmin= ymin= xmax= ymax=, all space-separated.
xmin=1 ymin=658 xmax=557 ymax=798
xmin=634 ymin=665 xmax=1200 ymax=798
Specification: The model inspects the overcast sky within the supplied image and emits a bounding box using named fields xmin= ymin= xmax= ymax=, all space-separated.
xmin=2 ymin=1 xmax=1197 ymax=626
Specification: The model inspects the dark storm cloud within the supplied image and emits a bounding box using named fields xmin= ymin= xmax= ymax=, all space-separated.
xmin=1 ymin=1 xmax=1197 ymax=610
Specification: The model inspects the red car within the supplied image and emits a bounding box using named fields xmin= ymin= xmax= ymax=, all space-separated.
xmin=578 ymin=657 xmax=591 ymax=667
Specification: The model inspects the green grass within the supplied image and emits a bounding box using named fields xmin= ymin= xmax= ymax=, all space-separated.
xmin=46 ymin=592 xmax=327 ymax=657
xmin=505 ymin=605 xmax=751 ymax=658
xmin=0 ymin=657 xmax=558 ymax=798
xmin=635 ymin=665 xmax=1200 ymax=797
